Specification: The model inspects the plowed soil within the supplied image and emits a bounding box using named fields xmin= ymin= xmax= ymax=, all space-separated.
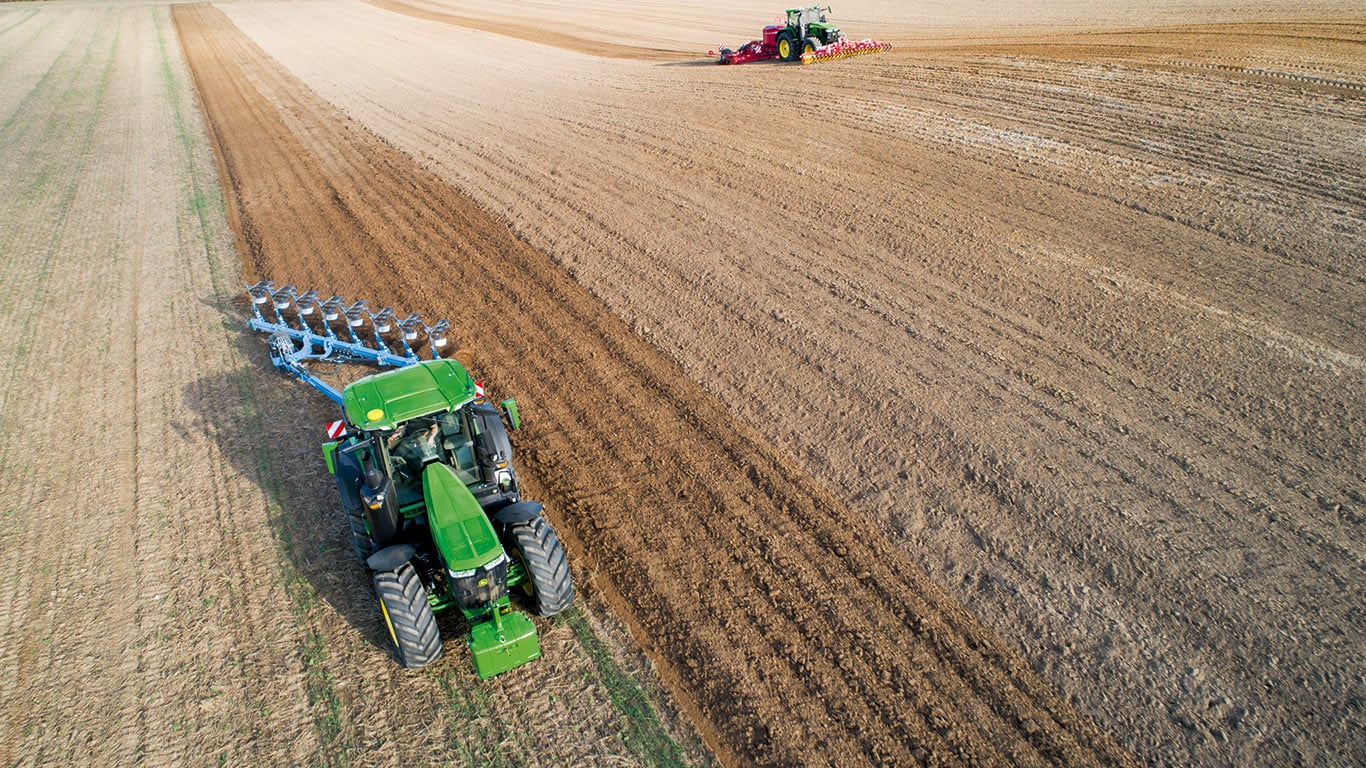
xmin=3 ymin=0 xmax=1361 ymax=766
xmin=218 ymin=2 xmax=1364 ymax=766
xmin=0 ymin=4 xmax=707 ymax=766
xmin=174 ymin=3 xmax=1137 ymax=766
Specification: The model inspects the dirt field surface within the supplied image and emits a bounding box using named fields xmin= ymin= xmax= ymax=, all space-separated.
xmin=173 ymin=2 xmax=1139 ymax=766
xmin=0 ymin=3 xmax=709 ymax=766
xmin=3 ymin=0 xmax=1362 ymax=766
xmin=218 ymin=1 xmax=1364 ymax=766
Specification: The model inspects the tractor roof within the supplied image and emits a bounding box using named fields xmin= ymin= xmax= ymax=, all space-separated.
xmin=342 ymin=358 xmax=477 ymax=432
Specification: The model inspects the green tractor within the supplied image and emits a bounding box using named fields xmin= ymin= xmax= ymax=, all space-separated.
xmin=325 ymin=359 xmax=573 ymax=676
xmin=775 ymin=5 xmax=841 ymax=61
xmin=715 ymin=5 xmax=884 ymax=65
xmin=246 ymin=283 xmax=573 ymax=678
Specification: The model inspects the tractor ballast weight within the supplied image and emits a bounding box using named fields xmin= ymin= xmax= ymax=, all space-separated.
xmin=245 ymin=281 xmax=573 ymax=678
xmin=711 ymin=5 xmax=890 ymax=65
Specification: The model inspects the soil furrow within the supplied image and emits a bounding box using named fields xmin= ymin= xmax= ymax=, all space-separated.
xmin=173 ymin=4 xmax=1136 ymax=765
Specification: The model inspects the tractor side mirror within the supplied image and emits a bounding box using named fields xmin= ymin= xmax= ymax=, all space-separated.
xmin=500 ymin=398 xmax=521 ymax=430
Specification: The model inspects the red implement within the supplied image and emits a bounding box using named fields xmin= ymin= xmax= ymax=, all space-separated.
xmin=711 ymin=24 xmax=783 ymax=64
xmin=800 ymin=37 xmax=892 ymax=65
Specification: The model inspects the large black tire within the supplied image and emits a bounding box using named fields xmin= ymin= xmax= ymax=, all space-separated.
xmin=776 ymin=32 xmax=798 ymax=62
xmin=334 ymin=450 xmax=377 ymax=565
xmin=509 ymin=517 xmax=574 ymax=616
xmin=373 ymin=563 xmax=442 ymax=669
xmin=345 ymin=503 xmax=377 ymax=565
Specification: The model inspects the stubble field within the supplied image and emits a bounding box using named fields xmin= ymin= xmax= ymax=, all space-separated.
xmin=1 ymin=1 xmax=1361 ymax=766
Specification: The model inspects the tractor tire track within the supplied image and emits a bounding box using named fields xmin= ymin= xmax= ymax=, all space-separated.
xmin=173 ymin=4 xmax=1135 ymax=766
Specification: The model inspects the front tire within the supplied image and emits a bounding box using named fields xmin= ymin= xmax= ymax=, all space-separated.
xmin=373 ymin=562 xmax=442 ymax=669
xmin=802 ymin=36 xmax=820 ymax=55
xmin=509 ymin=517 xmax=574 ymax=616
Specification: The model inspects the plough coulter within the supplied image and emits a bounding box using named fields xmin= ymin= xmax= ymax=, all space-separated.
xmin=246 ymin=281 xmax=574 ymax=678
xmin=711 ymin=5 xmax=890 ymax=66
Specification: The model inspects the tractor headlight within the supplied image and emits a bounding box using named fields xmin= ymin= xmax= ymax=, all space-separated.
xmin=495 ymin=468 xmax=513 ymax=491
xmin=448 ymin=553 xmax=509 ymax=611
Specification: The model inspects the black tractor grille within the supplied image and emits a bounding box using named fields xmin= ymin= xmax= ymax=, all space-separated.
xmin=448 ymin=554 xmax=510 ymax=611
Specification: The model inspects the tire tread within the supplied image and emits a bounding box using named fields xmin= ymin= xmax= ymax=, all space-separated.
xmin=373 ymin=563 xmax=442 ymax=668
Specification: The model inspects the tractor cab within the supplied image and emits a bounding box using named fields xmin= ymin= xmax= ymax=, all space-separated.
xmin=341 ymin=359 xmax=523 ymax=513
xmin=769 ymin=5 xmax=842 ymax=61
xmin=787 ymin=6 xmax=840 ymax=45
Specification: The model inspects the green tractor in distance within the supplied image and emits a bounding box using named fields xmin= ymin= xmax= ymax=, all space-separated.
xmin=245 ymin=282 xmax=572 ymax=678
xmin=714 ymin=6 xmax=888 ymax=65
xmin=776 ymin=5 xmax=841 ymax=61
xmin=326 ymin=358 xmax=574 ymax=676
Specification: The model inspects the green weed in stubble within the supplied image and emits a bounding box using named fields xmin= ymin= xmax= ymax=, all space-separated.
xmin=557 ymin=607 xmax=688 ymax=767
xmin=440 ymin=673 xmax=521 ymax=768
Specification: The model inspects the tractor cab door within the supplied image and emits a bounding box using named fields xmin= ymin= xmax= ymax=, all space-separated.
xmin=437 ymin=410 xmax=481 ymax=485
xmin=468 ymin=403 xmax=518 ymax=506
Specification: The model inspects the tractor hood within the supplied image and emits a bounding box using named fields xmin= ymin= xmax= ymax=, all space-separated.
xmin=422 ymin=462 xmax=504 ymax=572
xmin=342 ymin=358 xmax=476 ymax=431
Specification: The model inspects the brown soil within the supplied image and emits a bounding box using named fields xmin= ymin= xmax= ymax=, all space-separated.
xmin=218 ymin=2 xmax=1364 ymax=767
xmin=173 ymin=3 xmax=1138 ymax=766
xmin=0 ymin=4 xmax=708 ymax=766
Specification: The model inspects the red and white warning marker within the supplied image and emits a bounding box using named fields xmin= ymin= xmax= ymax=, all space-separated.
xmin=326 ymin=419 xmax=348 ymax=440
xmin=475 ymin=381 xmax=486 ymax=400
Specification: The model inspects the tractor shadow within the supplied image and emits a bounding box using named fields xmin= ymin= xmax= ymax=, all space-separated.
xmin=656 ymin=59 xmax=726 ymax=67
xmin=186 ymin=295 xmax=477 ymax=657
xmin=656 ymin=58 xmax=789 ymax=67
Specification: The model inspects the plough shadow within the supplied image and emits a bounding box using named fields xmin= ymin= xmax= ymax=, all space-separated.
xmin=185 ymin=294 xmax=477 ymax=660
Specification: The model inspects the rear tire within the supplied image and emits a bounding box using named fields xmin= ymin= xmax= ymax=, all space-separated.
xmin=777 ymin=32 xmax=798 ymax=61
xmin=509 ymin=517 xmax=574 ymax=616
xmin=334 ymin=449 xmax=376 ymax=565
xmin=346 ymin=503 xmax=377 ymax=565
xmin=373 ymin=562 xmax=443 ymax=669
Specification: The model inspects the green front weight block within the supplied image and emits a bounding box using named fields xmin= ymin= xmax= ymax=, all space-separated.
xmin=469 ymin=610 xmax=540 ymax=679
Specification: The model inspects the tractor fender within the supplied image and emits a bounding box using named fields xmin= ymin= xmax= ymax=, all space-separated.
xmin=334 ymin=446 xmax=365 ymax=513
xmin=367 ymin=543 xmax=417 ymax=572
xmin=493 ymin=501 xmax=543 ymax=525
